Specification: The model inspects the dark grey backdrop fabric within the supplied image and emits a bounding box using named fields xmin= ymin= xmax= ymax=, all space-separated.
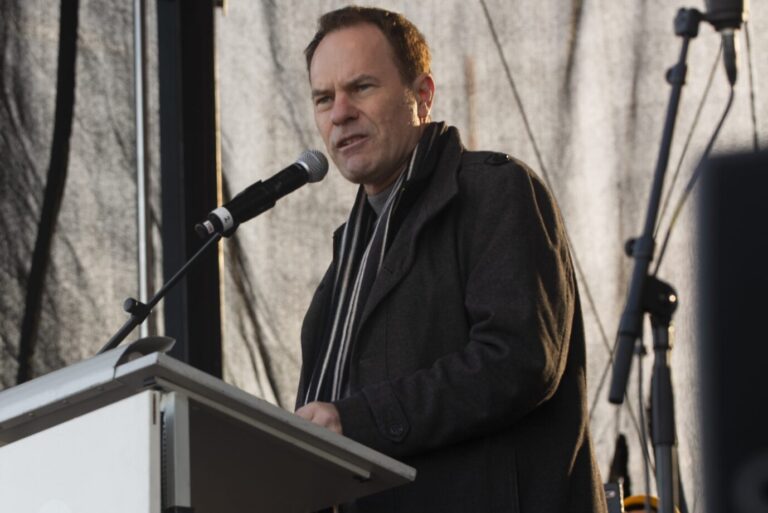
xmin=1 ymin=0 xmax=766 ymax=508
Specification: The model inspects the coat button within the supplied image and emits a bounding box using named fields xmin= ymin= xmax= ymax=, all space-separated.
xmin=388 ymin=423 xmax=405 ymax=437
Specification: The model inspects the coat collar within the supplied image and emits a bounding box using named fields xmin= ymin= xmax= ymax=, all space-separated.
xmin=355 ymin=125 xmax=464 ymax=332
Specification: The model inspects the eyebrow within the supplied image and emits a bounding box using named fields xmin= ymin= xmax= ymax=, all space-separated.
xmin=311 ymin=87 xmax=331 ymax=99
xmin=311 ymin=74 xmax=379 ymax=98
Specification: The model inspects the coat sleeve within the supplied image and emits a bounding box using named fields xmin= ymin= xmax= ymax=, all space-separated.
xmin=333 ymin=160 xmax=578 ymax=459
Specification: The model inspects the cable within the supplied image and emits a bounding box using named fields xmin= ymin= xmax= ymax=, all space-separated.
xmin=628 ymin=385 xmax=656 ymax=474
xmin=637 ymin=348 xmax=653 ymax=513
xmin=589 ymin=347 xmax=662 ymax=467
xmin=654 ymin=44 xmax=722 ymax=240
xmin=653 ymin=87 xmax=735 ymax=274
xmin=744 ymin=21 xmax=760 ymax=152
xmin=589 ymin=351 xmax=614 ymax=422
xmin=478 ymin=0 xmax=549 ymax=187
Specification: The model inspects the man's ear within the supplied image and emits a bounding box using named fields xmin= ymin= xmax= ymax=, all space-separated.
xmin=413 ymin=73 xmax=435 ymax=122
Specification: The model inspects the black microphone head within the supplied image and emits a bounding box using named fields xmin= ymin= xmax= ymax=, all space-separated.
xmin=705 ymin=0 xmax=748 ymax=30
xmin=298 ymin=150 xmax=329 ymax=183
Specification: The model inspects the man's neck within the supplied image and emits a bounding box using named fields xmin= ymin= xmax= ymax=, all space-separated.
xmin=362 ymin=124 xmax=427 ymax=196
xmin=366 ymin=179 xmax=398 ymax=216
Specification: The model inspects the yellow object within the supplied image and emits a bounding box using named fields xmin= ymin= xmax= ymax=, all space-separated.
xmin=623 ymin=495 xmax=681 ymax=513
xmin=624 ymin=495 xmax=658 ymax=511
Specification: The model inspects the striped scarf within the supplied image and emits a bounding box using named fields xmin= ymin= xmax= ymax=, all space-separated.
xmin=303 ymin=122 xmax=447 ymax=405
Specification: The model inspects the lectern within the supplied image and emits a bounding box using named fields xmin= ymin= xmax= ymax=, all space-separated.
xmin=0 ymin=339 xmax=415 ymax=513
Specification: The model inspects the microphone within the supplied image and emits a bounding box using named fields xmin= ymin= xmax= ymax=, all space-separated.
xmin=196 ymin=149 xmax=328 ymax=238
xmin=705 ymin=0 xmax=749 ymax=85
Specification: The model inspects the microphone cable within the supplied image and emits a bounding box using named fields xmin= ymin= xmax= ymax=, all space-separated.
xmin=744 ymin=21 xmax=760 ymax=152
xmin=654 ymin=43 xmax=722 ymax=243
xmin=636 ymin=352 xmax=653 ymax=513
xmin=653 ymin=85 xmax=735 ymax=275
xmin=654 ymin=18 xmax=759 ymax=273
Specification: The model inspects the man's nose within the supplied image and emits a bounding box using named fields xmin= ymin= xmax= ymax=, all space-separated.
xmin=330 ymin=93 xmax=358 ymax=125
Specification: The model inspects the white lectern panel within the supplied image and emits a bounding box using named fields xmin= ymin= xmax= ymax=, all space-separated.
xmin=0 ymin=391 xmax=161 ymax=513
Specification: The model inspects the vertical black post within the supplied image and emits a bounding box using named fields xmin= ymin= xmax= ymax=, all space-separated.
xmin=157 ymin=0 xmax=222 ymax=377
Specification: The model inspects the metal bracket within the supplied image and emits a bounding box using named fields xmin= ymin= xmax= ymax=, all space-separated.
xmin=161 ymin=392 xmax=192 ymax=511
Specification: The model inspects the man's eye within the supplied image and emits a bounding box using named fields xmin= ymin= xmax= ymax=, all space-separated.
xmin=356 ymin=83 xmax=372 ymax=91
xmin=315 ymin=96 xmax=331 ymax=106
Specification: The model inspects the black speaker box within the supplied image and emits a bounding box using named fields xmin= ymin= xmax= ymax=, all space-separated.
xmin=698 ymin=149 xmax=768 ymax=513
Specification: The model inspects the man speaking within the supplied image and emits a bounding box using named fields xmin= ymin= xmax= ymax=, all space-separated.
xmin=294 ymin=6 xmax=606 ymax=512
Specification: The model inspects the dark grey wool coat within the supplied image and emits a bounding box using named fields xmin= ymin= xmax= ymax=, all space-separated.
xmin=298 ymin=127 xmax=607 ymax=513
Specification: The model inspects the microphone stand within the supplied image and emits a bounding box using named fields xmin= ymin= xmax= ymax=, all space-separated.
xmin=608 ymin=8 xmax=703 ymax=513
xmin=98 ymin=232 xmax=223 ymax=354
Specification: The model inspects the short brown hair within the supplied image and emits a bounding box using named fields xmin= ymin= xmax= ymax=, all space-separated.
xmin=305 ymin=6 xmax=431 ymax=84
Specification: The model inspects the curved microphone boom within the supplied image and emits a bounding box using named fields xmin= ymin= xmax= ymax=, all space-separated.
xmin=196 ymin=150 xmax=329 ymax=238
xmin=705 ymin=0 xmax=748 ymax=85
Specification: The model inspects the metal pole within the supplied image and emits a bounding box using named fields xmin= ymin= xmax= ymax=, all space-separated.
xmin=133 ymin=0 xmax=149 ymax=338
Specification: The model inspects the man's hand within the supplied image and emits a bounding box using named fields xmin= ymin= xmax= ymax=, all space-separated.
xmin=295 ymin=401 xmax=343 ymax=435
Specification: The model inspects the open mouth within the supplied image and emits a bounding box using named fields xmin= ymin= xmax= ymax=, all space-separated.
xmin=337 ymin=134 xmax=367 ymax=150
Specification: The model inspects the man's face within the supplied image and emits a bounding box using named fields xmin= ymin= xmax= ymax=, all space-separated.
xmin=309 ymin=24 xmax=426 ymax=195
